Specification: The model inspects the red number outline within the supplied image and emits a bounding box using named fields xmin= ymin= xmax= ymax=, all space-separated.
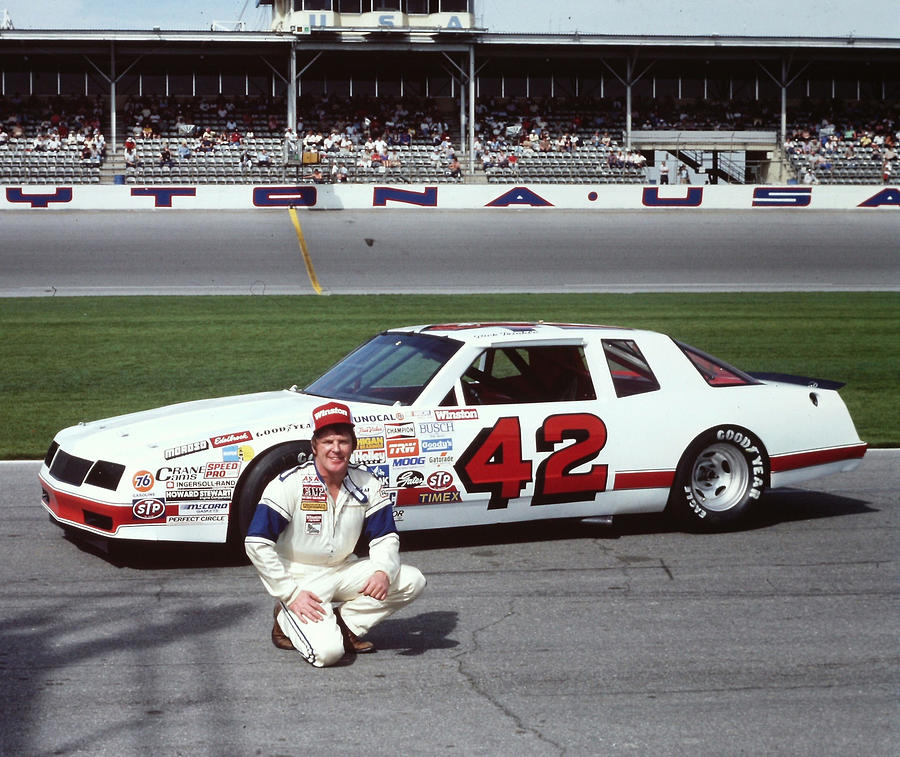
xmin=533 ymin=413 xmax=608 ymax=506
xmin=454 ymin=417 xmax=532 ymax=510
xmin=455 ymin=413 xmax=608 ymax=510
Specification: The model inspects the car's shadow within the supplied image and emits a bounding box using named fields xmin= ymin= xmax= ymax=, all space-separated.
xmin=64 ymin=487 xmax=875 ymax=568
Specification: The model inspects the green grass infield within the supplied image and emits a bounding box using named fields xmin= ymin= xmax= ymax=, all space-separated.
xmin=2 ymin=292 xmax=896 ymax=459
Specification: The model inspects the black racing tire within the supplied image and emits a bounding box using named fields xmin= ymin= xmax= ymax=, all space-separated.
xmin=226 ymin=440 xmax=311 ymax=552
xmin=667 ymin=426 xmax=768 ymax=528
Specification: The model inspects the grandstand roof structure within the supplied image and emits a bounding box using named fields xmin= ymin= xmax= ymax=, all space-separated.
xmin=1 ymin=26 xmax=897 ymax=169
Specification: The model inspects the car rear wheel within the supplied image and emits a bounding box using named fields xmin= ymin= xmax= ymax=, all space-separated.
xmin=668 ymin=427 xmax=768 ymax=527
xmin=227 ymin=441 xmax=311 ymax=552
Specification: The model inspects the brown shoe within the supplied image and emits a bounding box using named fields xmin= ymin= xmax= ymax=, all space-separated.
xmin=335 ymin=608 xmax=375 ymax=654
xmin=271 ymin=604 xmax=295 ymax=651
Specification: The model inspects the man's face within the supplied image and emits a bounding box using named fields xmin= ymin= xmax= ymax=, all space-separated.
xmin=312 ymin=426 xmax=354 ymax=482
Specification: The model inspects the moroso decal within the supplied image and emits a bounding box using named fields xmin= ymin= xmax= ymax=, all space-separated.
xmin=858 ymin=187 xmax=900 ymax=207
xmin=6 ymin=187 xmax=73 ymax=208
xmin=373 ymin=186 xmax=438 ymax=207
xmin=131 ymin=187 xmax=196 ymax=207
xmin=253 ymin=186 xmax=318 ymax=207
xmin=642 ymin=187 xmax=704 ymax=207
xmin=485 ymin=187 xmax=553 ymax=207
xmin=752 ymin=187 xmax=812 ymax=207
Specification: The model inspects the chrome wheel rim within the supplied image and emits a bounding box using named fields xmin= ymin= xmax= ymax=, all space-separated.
xmin=689 ymin=443 xmax=749 ymax=512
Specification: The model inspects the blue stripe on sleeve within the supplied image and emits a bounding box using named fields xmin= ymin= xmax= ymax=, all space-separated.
xmin=362 ymin=504 xmax=397 ymax=544
xmin=246 ymin=503 xmax=290 ymax=542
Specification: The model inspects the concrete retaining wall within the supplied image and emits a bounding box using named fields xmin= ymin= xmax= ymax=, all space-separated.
xmin=1 ymin=183 xmax=897 ymax=210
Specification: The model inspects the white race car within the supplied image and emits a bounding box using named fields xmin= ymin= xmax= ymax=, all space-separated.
xmin=40 ymin=322 xmax=867 ymax=547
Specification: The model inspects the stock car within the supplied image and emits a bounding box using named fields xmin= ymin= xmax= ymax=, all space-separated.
xmin=40 ymin=322 xmax=867 ymax=548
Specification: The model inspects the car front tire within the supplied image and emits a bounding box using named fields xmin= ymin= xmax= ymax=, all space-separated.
xmin=668 ymin=426 xmax=768 ymax=528
xmin=227 ymin=440 xmax=312 ymax=551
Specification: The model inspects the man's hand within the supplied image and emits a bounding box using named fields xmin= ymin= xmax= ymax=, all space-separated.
xmin=360 ymin=570 xmax=390 ymax=601
xmin=288 ymin=590 xmax=325 ymax=623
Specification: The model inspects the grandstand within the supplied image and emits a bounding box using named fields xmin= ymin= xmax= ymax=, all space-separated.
xmin=0 ymin=6 xmax=896 ymax=186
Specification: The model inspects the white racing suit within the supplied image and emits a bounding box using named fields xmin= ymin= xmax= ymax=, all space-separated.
xmin=245 ymin=459 xmax=425 ymax=667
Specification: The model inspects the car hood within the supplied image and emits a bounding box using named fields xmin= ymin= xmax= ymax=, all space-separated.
xmin=52 ymin=389 xmax=322 ymax=460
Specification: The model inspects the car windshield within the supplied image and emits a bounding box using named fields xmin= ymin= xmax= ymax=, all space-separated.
xmin=304 ymin=331 xmax=462 ymax=405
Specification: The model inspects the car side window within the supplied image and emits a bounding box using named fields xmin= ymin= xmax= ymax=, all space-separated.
xmin=603 ymin=339 xmax=661 ymax=398
xmin=460 ymin=345 xmax=596 ymax=405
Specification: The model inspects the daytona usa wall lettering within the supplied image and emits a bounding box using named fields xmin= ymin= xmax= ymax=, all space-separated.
xmin=455 ymin=413 xmax=608 ymax=509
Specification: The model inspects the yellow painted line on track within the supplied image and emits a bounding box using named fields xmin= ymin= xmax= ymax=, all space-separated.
xmin=288 ymin=206 xmax=323 ymax=294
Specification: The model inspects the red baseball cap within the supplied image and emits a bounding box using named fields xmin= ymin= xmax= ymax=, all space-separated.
xmin=311 ymin=401 xmax=354 ymax=433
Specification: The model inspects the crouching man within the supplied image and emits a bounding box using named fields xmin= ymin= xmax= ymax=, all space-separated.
xmin=245 ymin=401 xmax=426 ymax=667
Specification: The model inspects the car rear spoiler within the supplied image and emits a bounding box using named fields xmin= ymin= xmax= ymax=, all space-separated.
xmin=749 ymin=372 xmax=845 ymax=391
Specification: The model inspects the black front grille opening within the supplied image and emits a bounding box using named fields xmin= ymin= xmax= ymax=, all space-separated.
xmin=50 ymin=450 xmax=94 ymax=486
xmin=82 ymin=509 xmax=113 ymax=531
xmin=44 ymin=441 xmax=60 ymax=468
xmin=85 ymin=461 xmax=126 ymax=491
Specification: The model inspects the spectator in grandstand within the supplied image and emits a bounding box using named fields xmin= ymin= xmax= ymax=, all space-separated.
xmin=93 ymin=130 xmax=106 ymax=159
xmin=659 ymin=159 xmax=670 ymax=185
xmin=239 ymin=149 xmax=253 ymax=171
xmin=123 ymin=145 xmax=139 ymax=168
xmin=386 ymin=147 xmax=401 ymax=168
xmin=0 ymin=125 xmax=8 ymax=145
xmin=159 ymin=144 xmax=173 ymax=168
xmin=448 ymin=155 xmax=462 ymax=179
xmin=256 ymin=147 xmax=272 ymax=166
xmin=177 ymin=140 xmax=192 ymax=160
xmin=303 ymin=167 xmax=325 ymax=184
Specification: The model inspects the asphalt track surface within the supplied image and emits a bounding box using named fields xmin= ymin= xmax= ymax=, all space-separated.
xmin=2 ymin=454 xmax=897 ymax=756
xmin=0 ymin=209 xmax=898 ymax=296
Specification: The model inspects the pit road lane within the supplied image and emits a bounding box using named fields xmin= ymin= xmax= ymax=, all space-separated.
xmin=0 ymin=209 xmax=898 ymax=296
xmin=2 ymin=453 xmax=896 ymax=756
